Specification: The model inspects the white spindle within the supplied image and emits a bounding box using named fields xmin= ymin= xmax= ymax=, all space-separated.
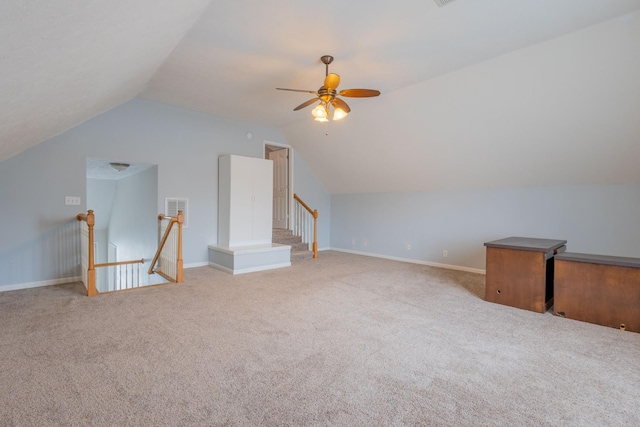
xmin=79 ymin=220 xmax=88 ymax=290
xmin=155 ymin=216 xmax=179 ymax=282
xmin=292 ymin=196 xmax=316 ymax=252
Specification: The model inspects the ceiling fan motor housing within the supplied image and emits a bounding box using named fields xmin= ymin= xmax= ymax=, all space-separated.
xmin=317 ymin=87 xmax=336 ymax=103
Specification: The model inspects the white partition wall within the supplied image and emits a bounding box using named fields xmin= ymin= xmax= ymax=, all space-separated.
xmin=218 ymin=155 xmax=273 ymax=247
xmin=210 ymin=154 xmax=291 ymax=274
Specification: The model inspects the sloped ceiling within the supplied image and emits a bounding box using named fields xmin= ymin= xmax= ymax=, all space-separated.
xmin=3 ymin=0 xmax=640 ymax=193
xmin=0 ymin=0 xmax=212 ymax=163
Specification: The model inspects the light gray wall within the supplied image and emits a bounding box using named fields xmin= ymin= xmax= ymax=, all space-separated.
xmin=0 ymin=98 xmax=329 ymax=289
xmin=87 ymin=178 xmax=117 ymax=231
xmin=87 ymin=178 xmax=118 ymax=264
xmin=107 ymin=167 xmax=158 ymax=262
xmin=0 ymin=139 xmax=82 ymax=288
xmin=331 ymin=183 xmax=640 ymax=271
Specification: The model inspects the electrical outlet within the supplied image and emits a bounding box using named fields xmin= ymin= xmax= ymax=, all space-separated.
xmin=443 ymin=250 xmax=448 ymax=257
xmin=351 ymin=239 xmax=356 ymax=246
xmin=65 ymin=196 xmax=81 ymax=206
xmin=363 ymin=240 xmax=368 ymax=247
xmin=406 ymin=244 xmax=411 ymax=251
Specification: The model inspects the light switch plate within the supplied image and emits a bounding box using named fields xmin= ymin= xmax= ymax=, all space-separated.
xmin=65 ymin=196 xmax=81 ymax=205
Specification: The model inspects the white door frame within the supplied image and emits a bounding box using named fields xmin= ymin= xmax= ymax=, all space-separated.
xmin=263 ymin=140 xmax=293 ymax=231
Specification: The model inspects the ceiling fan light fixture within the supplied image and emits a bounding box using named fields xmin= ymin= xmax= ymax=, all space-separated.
xmin=333 ymin=107 xmax=348 ymax=121
xmin=277 ymin=55 xmax=380 ymax=123
xmin=110 ymin=162 xmax=130 ymax=172
xmin=434 ymin=0 xmax=456 ymax=7
xmin=311 ymin=102 xmax=328 ymax=119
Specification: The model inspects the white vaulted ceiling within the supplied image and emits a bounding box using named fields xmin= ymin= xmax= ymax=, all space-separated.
xmin=1 ymin=0 xmax=212 ymax=163
xmin=3 ymin=0 xmax=640 ymax=193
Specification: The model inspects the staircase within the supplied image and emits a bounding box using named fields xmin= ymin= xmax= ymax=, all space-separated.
xmin=273 ymin=228 xmax=314 ymax=261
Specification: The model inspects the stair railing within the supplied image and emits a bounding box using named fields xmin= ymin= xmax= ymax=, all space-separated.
xmin=148 ymin=210 xmax=184 ymax=283
xmin=293 ymin=193 xmax=318 ymax=258
xmin=76 ymin=210 xmax=97 ymax=296
xmin=77 ymin=210 xmax=146 ymax=296
xmin=100 ymin=259 xmax=145 ymax=292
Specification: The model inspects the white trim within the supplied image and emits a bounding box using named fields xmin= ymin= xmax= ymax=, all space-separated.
xmin=0 ymin=276 xmax=83 ymax=293
xmin=208 ymin=243 xmax=290 ymax=255
xmin=263 ymin=140 xmax=294 ymax=231
xmin=329 ymin=248 xmax=486 ymax=275
xmin=208 ymin=261 xmax=291 ymax=275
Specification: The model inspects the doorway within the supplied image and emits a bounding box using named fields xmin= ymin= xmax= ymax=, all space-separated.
xmin=264 ymin=142 xmax=293 ymax=230
xmin=86 ymin=157 xmax=158 ymax=288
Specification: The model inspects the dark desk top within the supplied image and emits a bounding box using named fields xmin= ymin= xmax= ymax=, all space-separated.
xmin=484 ymin=237 xmax=567 ymax=252
xmin=556 ymin=252 xmax=640 ymax=269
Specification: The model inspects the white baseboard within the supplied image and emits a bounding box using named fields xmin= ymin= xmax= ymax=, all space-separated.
xmin=329 ymin=248 xmax=486 ymax=275
xmin=0 ymin=251 xmax=480 ymax=293
xmin=0 ymin=276 xmax=83 ymax=293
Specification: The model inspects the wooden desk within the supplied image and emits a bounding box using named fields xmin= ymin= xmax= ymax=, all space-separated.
xmin=554 ymin=252 xmax=640 ymax=332
xmin=484 ymin=237 xmax=566 ymax=313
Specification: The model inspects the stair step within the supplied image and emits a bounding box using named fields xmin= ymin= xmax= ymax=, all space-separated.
xmin=289 ymin=242 xmax=309 ymax=252
xmin=273 ymin=228 xmax=313 ymax=261
xmin=273 ymin=236 xmax=303 ymax=244
xmin=291 ymin=250 xmax=314 ymax=261
xmin=272 ymin=228 xmax=301 ymax=244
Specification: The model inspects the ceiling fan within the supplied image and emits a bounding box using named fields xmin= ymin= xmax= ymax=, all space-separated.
xmin=276 ymin=55 xmax=381 ymax=122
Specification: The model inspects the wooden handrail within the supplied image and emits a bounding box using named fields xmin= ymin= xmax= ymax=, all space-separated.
xmin=148 ymin=219 xmax=175 ymax=274
xmin=148 ymin=211 xmax=184 ymax=282
xmin=176 ymin=211 xmax=183 ymax=282
xmin=76 ymin=210 xmax=97 ymax=296
xmin=76 ymin=210 xmax=183 ymax=294
xmin=293 ymin=194 xmax=318 ymax=259
xmin=77 ymin=210 xmax=183 ymax=294
xmin=95 ymin=259 xmax=144 ymax=268
xmin=293 ymin=194 xmax=318 ymax=219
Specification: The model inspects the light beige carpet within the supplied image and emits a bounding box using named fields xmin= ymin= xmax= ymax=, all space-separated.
xmin=1 ymin=251 xmax=638 ymax=426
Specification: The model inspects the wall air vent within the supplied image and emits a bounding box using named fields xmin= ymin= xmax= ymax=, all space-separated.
xmin=434 ymin=0 xmax=457 ymax=7
xmin=165 ymin=197 xmax=189 ymax=228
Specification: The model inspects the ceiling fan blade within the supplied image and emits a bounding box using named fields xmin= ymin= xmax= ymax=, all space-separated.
xmin=324 ymin=73 xmax=340 ymax=90
xmin=293 ymin=98 xmax=320 ymax=111
xmin=338 ymin=89 xmax=381 ymax=98
xmin=332 ymin=97 xmax=351 ymax=113
xmin=276 ymin=88 xmax=317 ymax=94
